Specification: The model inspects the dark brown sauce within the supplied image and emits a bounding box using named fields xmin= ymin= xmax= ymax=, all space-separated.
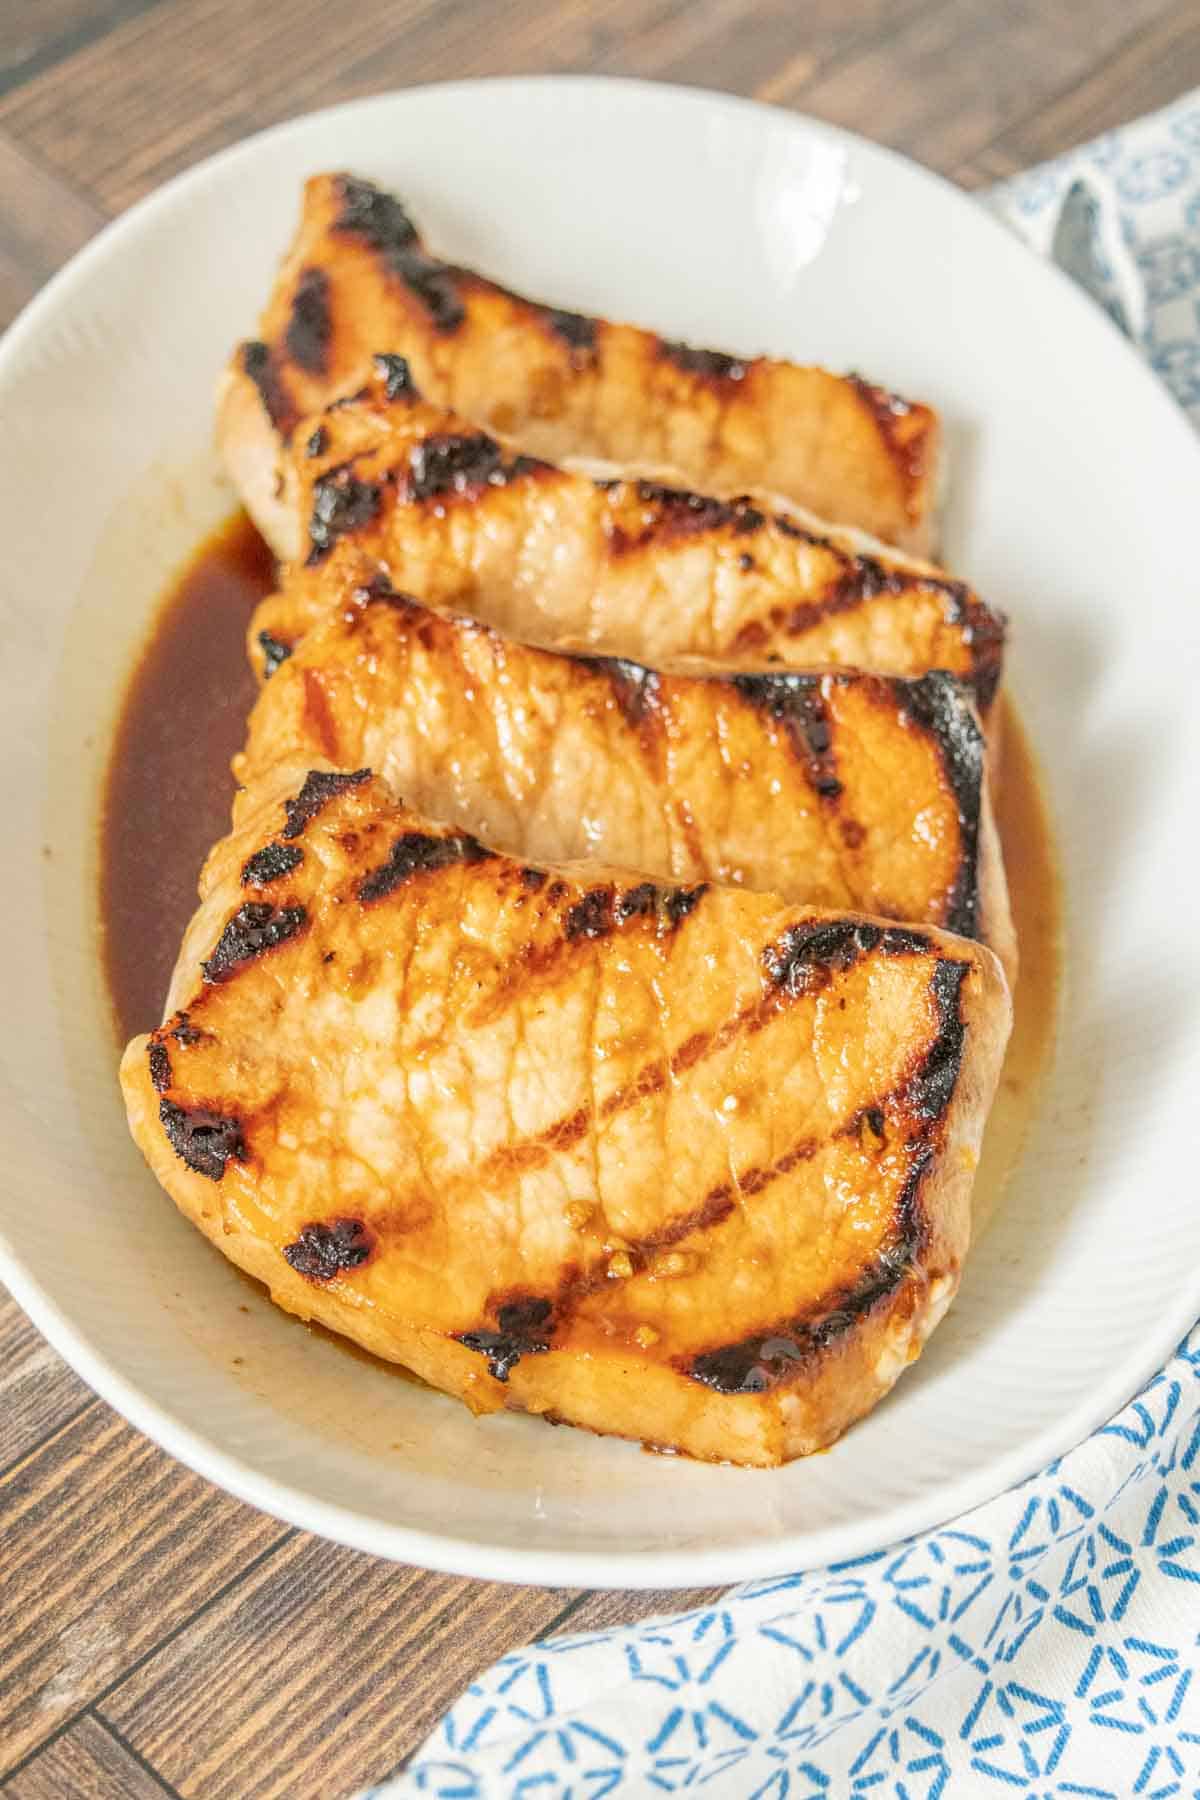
xmin=100 ymin=511 xmax=276 ymax=1042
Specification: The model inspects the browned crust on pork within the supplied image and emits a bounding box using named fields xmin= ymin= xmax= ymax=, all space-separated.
xmin=218 ymin=172 xmax=941 ymax=560
xmin=237 ymin=575 xmax=1015 ymax=982
xmin=121 ymin=761 xmax=1010 ymax=1466
xmin=241 ymin=365 xmax=1001 ymax=709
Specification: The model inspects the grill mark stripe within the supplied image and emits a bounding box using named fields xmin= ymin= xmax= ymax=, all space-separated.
xmin=600 ymin=489 xmax=1000 ymax=696
xmin=333 ymin=174 xmax=466 ymax=334
xmin=306 ymin=461 xmax=382 ymax=564
xmin=434 ymin=950 xmax=968 ymax=1339
xmin=503 ymin=945 xmax=961 ymax=1269
xmin=731 ymin=672 xmax=843 ymax=802
xmin=201 ymin=902 xmax=308 ymax=984
xmin=456 ymin=1128 xmax=822 ymax=1378
xmin=894 ymin=673 xmax=984 ymax=939
xmin=683 ymin=955 xmax=970 ymax=1394
xmin=284 ymin=266 xmax=332 ymax=375
xmin=166 ymin=934 xmax=954 ymax=1175
xmin=164 ymin=910 xmax=969 ymax=1355
xmin=284 ymin=1216 xmax=374 ymax=1279
xmin=475 ymin=1107 xmax=590 ymax=1182
xmin=637 ymin=1134 xmax=820 ymax=1257
xmin=686 ymin=1214 xmax=924 ymax=1396
xmin=575 ymin=1134 xmax=820 ymax=1283
xmin=281 ymin=767 xmax=372 ymax=839
xmin=846 ymin=372 xmax=929 ymax=500
xmin=658 ymin=339 xmax=748 ymax=382
xmin=358 ymin=830 xmax=492 ymax=903
xmin=157 ymin=1091 xmax=246 ymax=1182
xmin=598 ymin=1059 xmax=667 ymax=1120
xmin=355 ymin=429 xmax=1002 ymax=706
xmin=610 ymin=509 xmax=1000 ymax=704
xmin=258 ymin=630 xmax=294 ymax=679
xmin=292 ymin=587 xmax=978 ymax=933
xmin=167 ymin=933 xmax=952 ymax=1203
xmin=169 ymin=766 xmax=966 ymax=1272
xmin=405 ymin=431 xmax=523 ymax=502
xmin=542 ymin=306 xmax=598 ymax=361
xmin=240 ymin=339 xmax=297 ymax=438
xmin=240 ymin=842 xmax=304 ymax=888
xmin=567 ymin=653 xmax=660 ymax=729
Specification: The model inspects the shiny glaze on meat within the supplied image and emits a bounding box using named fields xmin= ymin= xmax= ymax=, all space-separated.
xmin=246 ymin=362 xmax=1000 ymax=701
xmin=120 ymin=759 xmax=1011 ymax=1466
xmin=217 ymin=173 xmax=941 ymax=559
xmin=238 ymin=572 xmax=1014 ymax=976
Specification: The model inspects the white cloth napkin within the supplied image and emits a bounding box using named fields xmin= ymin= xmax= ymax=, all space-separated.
xmin=383 ymin=89 xmax=1200 ymax=1799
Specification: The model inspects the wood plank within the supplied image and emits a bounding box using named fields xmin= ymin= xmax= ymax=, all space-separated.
xmin=549 ymin=1584 xmax=728 ymax=1636
xmin=102 ymin=1539 xmax=575 ymax=1798
xmin=0 ymin=0 xmax=465 ymax=216
xmin=0 ymin=1288 xmax=95 ymax=1477
xmin=331 ymin=0 xmax=929 ymax=108
xmin=946 ymin=145 xmax=1026 ymax=191
xmin=0 ymin=129 xmax=107 ymax=329
xmin=635 ymin=0 xmax=930 ymax=105
xmin=0 ymin=256 xmax=40 ymax=332
xmin=365 ymin=1585 xmax=734 ymax=1788
xmin=0 ymin=0 xmax=912 ymax=217
xmin=4 ymin=1713 xmax=177 ymax=1800
xmin=776 ymin=0 xmax=1182 ymax=175
xmin=0 ymin=0 xmax=163 ymax=101
xmin=1 ymin=0 xmax=1189 ymax=219
xmin=0 ymin=1406 xmax=289 ymax=1776
xmin=0 ymin=0 xmax=676 ymax=214
xmin=325 ymin=0 xmax=720 ymax=102
xmin=964 ymin=5 xmax=1200 ymax=175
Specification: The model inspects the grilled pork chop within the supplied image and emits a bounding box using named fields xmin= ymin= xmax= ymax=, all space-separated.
xmin=238 ymin=573 xmax=1014 ymax=977
xmin=247 ymin=360 xmax=1002 ymax=703
xmin=120 ymin=758 xmax=1011 ymax=1465
xmin=217 ymin=173 xmax=940 ymax=560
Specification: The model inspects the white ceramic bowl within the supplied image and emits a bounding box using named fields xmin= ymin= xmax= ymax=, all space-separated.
xmin=4 ymin=78 xmax=1199 ymax=1588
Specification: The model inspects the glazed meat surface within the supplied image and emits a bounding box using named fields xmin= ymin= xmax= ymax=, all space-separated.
xmin=120 ymin=760 xmax=1011 ymax=1466
xmin=218 ymin=173 xmax=940 ymax=559
xmin=240 ymin=574 xmax=1014 ymax=976
xmin=247 ymin=363 xmax=1002 ymax=704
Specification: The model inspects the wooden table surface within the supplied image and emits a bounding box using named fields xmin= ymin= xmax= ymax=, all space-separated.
xmin=3 ymin=3 xmax=1197 ymax=1794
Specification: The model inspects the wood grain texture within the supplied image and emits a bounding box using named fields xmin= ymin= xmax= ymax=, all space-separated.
xmin=102 ymin=1544 xmax=573 ymax=1797
xmin=638 ymin=0 xmax=934 ymax=100
xmin=2 ymin=0 xmax=1193 ymax=219
xmin=0 ymin=4 xmax=1196 ymax=1794
xmin=960 ymin=3 xmax=1200 ymax=183
xmin=0 ymin=0 xmax=163 ymax=100
xmin=772 ymin=0 xmax=1184 ymax=171
xmin=553 ymin=1583 xmax=729 ymax=1636
xmin=0 ymin=130 xmax=106 ymax=330
xmin=0 ymin=1405 xmax=287 ymax=1775
xmin=100 ymin=1556 xmax=726 ymax=1795
xmin=0 ymin=1287 xmax=95 ymax=1478
xmin=0 ymin=0 xmax=469 ymax=216
xmin=4 ymin=1714 xmax=176 ymax=1800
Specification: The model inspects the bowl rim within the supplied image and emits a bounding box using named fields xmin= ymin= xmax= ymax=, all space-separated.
xmin=4 ymin=74 xmax=1200 ymax=1589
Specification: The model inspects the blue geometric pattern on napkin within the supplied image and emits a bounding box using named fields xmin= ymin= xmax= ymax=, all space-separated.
xmin=379 ymin=87 xmax=1200 ymax=1799
xmin=992 ymin=87 xmax=1200 ymax=430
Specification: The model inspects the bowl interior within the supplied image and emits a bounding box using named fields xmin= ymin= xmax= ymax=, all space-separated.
xmin=3 ymin=78 xmax=1200 ymax=1587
